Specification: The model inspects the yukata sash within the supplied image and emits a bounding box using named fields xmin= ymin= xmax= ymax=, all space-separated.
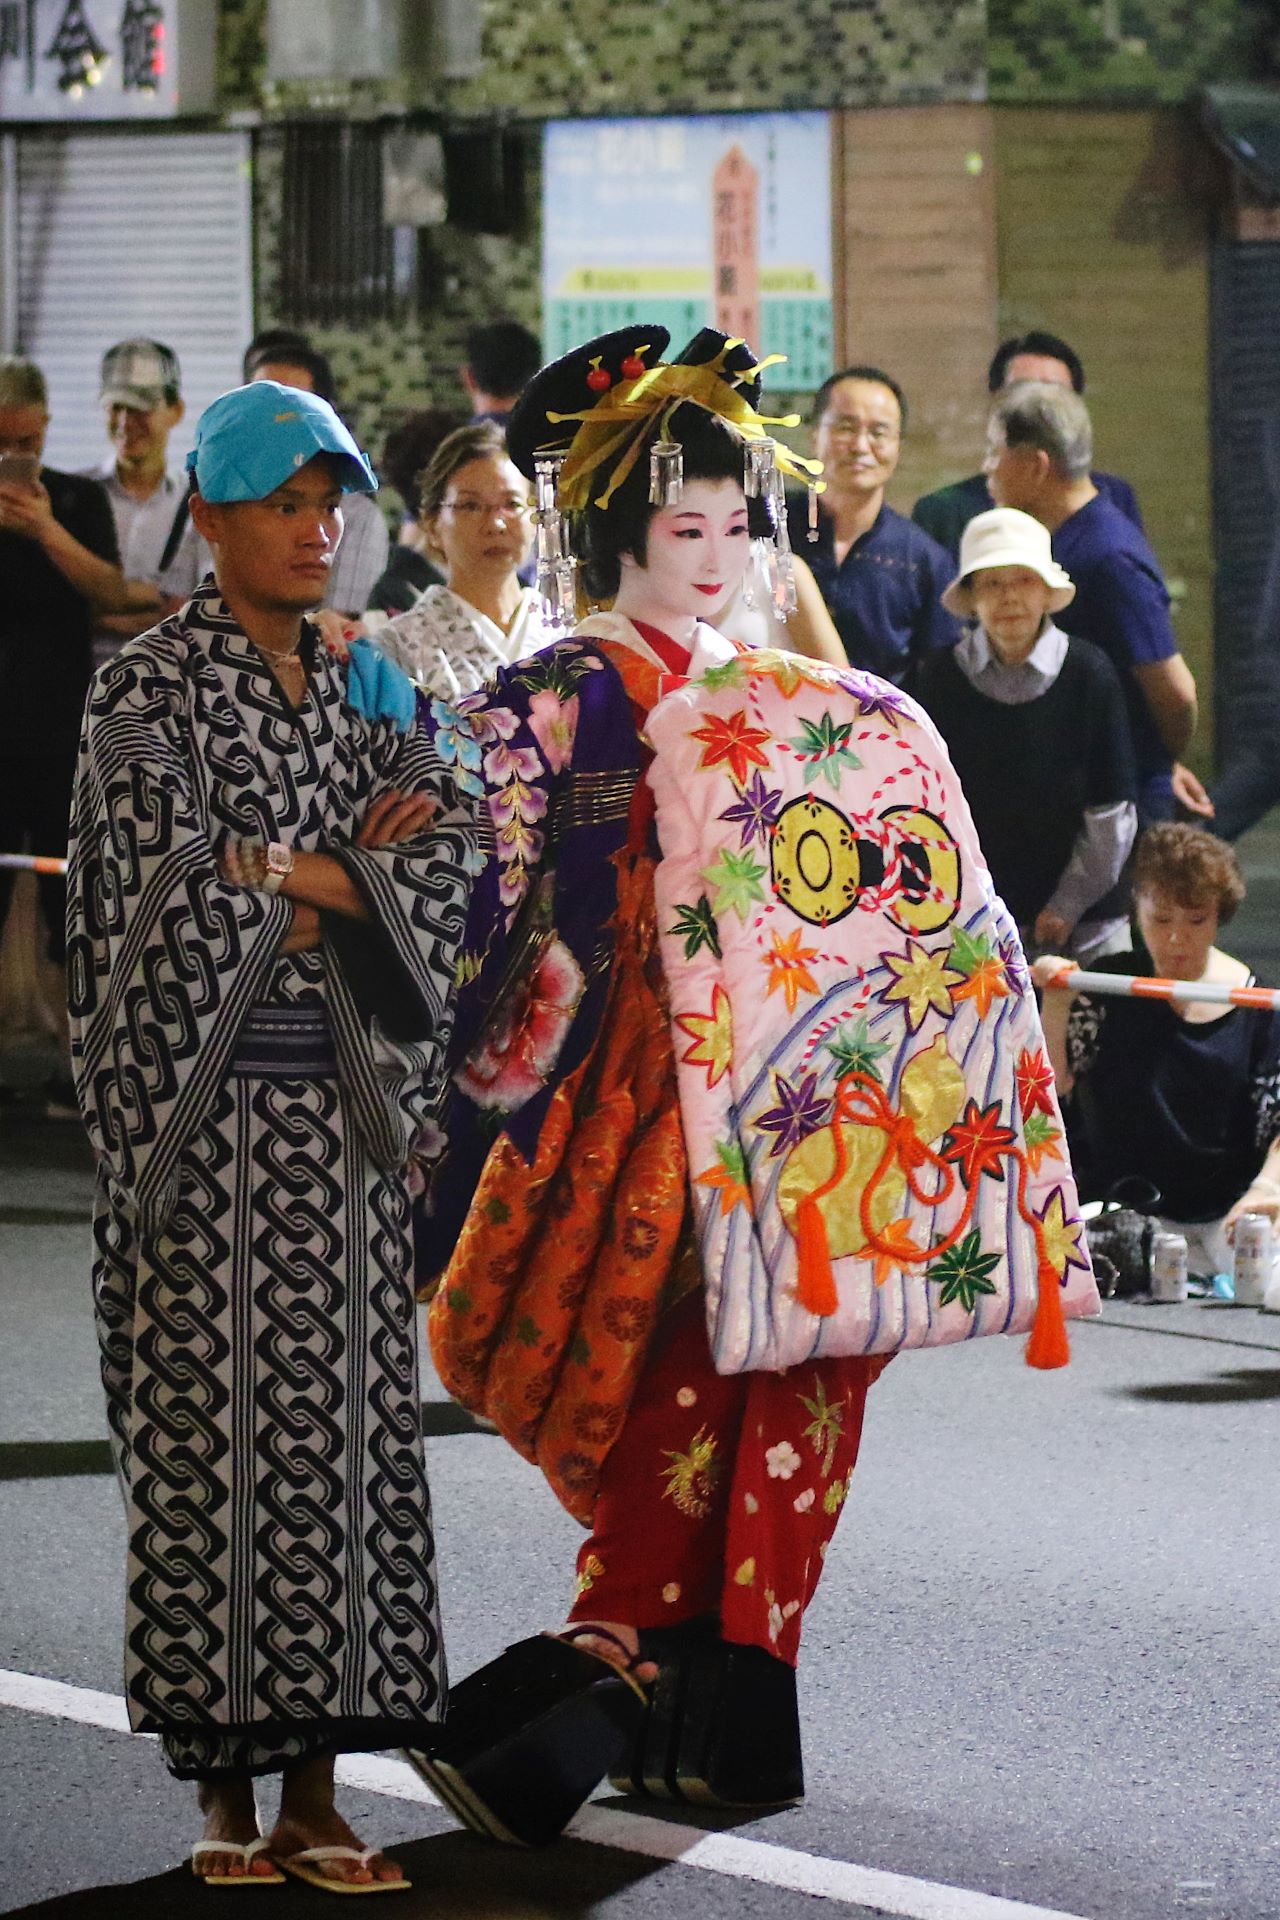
xmin=646 ymin=643 xmax=1101 ymax=1376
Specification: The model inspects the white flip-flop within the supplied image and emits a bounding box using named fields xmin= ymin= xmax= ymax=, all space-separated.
xmin=190 ymin=1836 xmax=286 ymax=1886
xmin=280 ymin=1845 xmax=410 ymax=1895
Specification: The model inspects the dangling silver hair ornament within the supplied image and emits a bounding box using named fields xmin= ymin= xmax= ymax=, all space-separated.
xmin=533 ymin=451 xmax=564 ymax=515
xmin=765 ymin=467 xmax=798 ymax=619
xmin=544 ymin=555 xmax=580 ymax=633
xmin=807 ymin=485 xmax=821 ymax=544
xmin=744 ymin=438 xmax=777 ymax=498
xmin=533 ymin=452 xmax=572 ymax=621
xmin=648 ymin=439 xmax=684 ymax=507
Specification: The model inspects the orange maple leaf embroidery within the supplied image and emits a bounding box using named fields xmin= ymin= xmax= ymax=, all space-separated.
xmin=872 ymin=1217 xmax=924 ymax=1288
xmin=690 ymin=709 xmax=773 ymax=786
xmin=950 ymin=955 xmax=1010 ymax=1019
xmin=696 ymin=1139 xmax=753 ymax=1216
xmin=1022 ymin=1111 xmax=1065 ymax=1175
xmin=764 ymin=928 xmax=821 ymax=1015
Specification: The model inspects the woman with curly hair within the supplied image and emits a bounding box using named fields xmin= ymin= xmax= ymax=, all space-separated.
xmin=1034 ymin=823 xmax=1280 ymax=1279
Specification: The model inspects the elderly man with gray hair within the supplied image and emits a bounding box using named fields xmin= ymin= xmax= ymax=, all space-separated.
xmin=983 ymin=379 xmax=1204 ymax=824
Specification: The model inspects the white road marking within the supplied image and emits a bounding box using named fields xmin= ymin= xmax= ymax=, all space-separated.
xmin=0 ymin=1665 xmax=1093 ymax=1920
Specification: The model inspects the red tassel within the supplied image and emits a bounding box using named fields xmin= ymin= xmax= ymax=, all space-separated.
xmin=795 ymin=1197 xmax=840 ymax=1317
xmin=1025 ymin=1256 xmax=1070 ymax=1370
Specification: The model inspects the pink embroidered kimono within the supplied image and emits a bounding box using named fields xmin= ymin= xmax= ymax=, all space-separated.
xmin=645 ymin=635 xmax=1100 ymax=1375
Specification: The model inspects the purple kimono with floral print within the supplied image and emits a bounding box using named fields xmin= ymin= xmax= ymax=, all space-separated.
xmin=416 ymin=636 xmax=648 ymax=1266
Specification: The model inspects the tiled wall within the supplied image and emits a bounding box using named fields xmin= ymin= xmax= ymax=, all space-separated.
xmin=216 ymin=0 xmax=268 ymax=105
xmin=446 ymin=0 xmax=986 ymax=117
xmin=219 ymin=0 xmax=1272 ymax=121
xmin=987 ymin=0 xmax=1273 ymax=104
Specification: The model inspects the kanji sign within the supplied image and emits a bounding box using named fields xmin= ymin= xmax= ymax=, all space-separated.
xmin=0 ymin=0 xmax=213 ymax=118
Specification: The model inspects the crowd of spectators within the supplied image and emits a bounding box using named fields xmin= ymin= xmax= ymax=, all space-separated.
xmin=1 ymin=311 xmax=1276 ymax=1271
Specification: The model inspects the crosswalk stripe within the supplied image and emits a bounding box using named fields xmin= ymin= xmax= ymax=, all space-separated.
xmin=0 ymin=1665 xmax=1093 ymax=1920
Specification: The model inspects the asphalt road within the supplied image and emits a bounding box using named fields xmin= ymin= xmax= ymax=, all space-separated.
xmin=3 ymin=1105 xmax=1280 ymax=1920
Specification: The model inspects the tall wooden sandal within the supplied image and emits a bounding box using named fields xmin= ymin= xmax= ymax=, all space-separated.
xmin=403 ymin=1631 xmax=648 ymax=1847
xmin=610 ymin=1632 xmax=805 ymax=1809
xmin=189 ymin=1837 xmax=286 ymax=1885
xmin=279 ymin=1846 xmax=410 ymax=1894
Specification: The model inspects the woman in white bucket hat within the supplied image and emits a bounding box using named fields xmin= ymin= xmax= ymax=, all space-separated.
xmin=918 ymin=506 xmax=1138 ymax=958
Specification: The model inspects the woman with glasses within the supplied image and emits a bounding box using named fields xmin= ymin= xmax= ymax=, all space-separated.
xmin=372 ymin=422 xmax=555 ymax=698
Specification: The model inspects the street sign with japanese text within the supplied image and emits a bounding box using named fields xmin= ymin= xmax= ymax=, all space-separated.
xmin=0 ymin=0 xmax=215 ymax=120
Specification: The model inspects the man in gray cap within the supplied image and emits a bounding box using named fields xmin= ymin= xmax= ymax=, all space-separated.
xmin=68 ymin=380 xmax=476 ymax=1891
xmin=83 ymin=337 xmax=204 ymax=664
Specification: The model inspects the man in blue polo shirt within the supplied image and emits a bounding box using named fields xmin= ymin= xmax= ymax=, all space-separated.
xmin=785 ymin=365 xmax=959 ymax=687
xmin=912 ymin=330 xmax=1143 ymax=559
xmin=984 ymin=379 xmax=1202 ymax=823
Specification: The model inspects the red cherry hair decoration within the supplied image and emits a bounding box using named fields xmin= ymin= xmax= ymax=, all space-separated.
xmin=586 ymin=357 xmax=612 ymax=393
xmin=620 ymin=352 xmax=646 ymax=380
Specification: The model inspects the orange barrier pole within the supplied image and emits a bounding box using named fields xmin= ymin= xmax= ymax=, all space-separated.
xmin=1040 ymin=963 xmax=1280 ymax=1014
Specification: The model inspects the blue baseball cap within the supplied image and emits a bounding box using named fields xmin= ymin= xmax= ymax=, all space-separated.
xmin=186 ymin=381 xmax=377 ymax=502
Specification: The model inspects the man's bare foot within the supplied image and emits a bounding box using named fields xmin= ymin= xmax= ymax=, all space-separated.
xmin=193 ymin=1777 xmax=275 ymax=1879
xmin=272 ymin=1755 xmax=403 ymax=1887
xmin=563 ymin=1620 xmax=658 ymax=1685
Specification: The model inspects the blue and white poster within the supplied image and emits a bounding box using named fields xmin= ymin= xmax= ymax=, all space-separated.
xmin=542 ymin=112 xmax=833 ymax=392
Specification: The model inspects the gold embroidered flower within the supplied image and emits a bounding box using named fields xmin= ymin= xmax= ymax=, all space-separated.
xmin=660 ymin=1426 xmax=721 ymax=1518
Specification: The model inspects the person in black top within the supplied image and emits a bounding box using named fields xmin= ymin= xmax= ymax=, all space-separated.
xmin=461 ymin=320 xmax=542 ymax=425
xmin=1033 ymin=825 xmax=1280 ymax=1282
xmin=917 ymin=507 xmax=1136 ymax=958
xmin=366 ymin=408 xmax=466 ymax=616
xmin=0 ymin=357 xmax=159 ymax=1109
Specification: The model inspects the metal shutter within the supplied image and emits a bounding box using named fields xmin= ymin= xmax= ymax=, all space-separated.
xmin=12 ymin=129 xmax=252 ymax=474
xmin=1209 ymin=239 xmax=1280 ymax=753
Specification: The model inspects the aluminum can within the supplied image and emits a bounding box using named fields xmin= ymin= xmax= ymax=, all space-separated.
xmin=1232 ymin=1212 xmax=1273 ymax=1308
xmin=1150 ymin=1232 xmax=1188 ymax=1304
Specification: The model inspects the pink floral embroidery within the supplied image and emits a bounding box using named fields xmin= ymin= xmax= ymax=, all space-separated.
xmin=527 ymin=689 xmax=580 ymax=775
xmin=455 ymin=697 xmax=520 ymax=745
xmin=456 ymin=938 xmax=586 ymax=1111
xmin=483 ymin=741 xmax=544 ymax=786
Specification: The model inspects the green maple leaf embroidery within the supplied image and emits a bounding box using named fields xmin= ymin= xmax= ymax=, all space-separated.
xmin=1022 ymin=1108 xmax=1064 ymax=1172
xmin=949 ymin=925 xmax=994 ymax=976
xmin=702 ymin=846 xmax=767 ymax=920
xmin=798 ymin=1378 xmax=845 ymax=1475
xmin=715 ymin=1138 xmax=749 ymax=1183
xmin=702 ymin=658 xmax=747 ymax=691
xmin=668 ymin=894 xmax=722 ymax=960
xmin=446 ymin=1285 xmax=473 ymax=1315
xmin=515 ymin=1314 xmax=541 ymax=1348
xmin=788 ymin=711 xmax=862 ymax=791
xmin=570 ymin=1333 xmax=591 ymax=1366
xmin=825 ymin=1016 xmax=892 ymax=1083
xmin=928 ymin=1230 xmax=1002 ymax=1313
xmin=484 ymin=1195 xmax=512 ymax=1225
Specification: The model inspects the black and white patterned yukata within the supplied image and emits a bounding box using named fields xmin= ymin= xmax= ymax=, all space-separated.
xmin=67 ymin=582 xmax=476 ymax=1779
